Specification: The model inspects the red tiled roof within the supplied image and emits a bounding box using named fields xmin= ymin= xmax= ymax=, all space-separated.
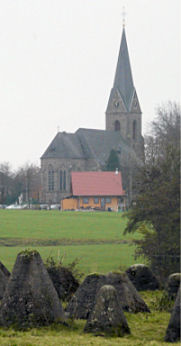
xmin=71 ymin=171 xmax=125 ymax=196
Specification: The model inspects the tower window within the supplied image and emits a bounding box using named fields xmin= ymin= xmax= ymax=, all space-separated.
xmin=48 ymin=165 xmax=54 ymax=191
xmin=114 ymin=120 xmax=120 ymax=132
xmin=133 ymin=120 xmax=137 ymax=140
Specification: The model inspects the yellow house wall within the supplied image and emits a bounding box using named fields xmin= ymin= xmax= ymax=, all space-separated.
xmin=79 ymin=197 xmax=101 ymax=209
xmin=79 ymin=196 xmax=119 ymax=212
xmin=61 ymin=196 xmax=126 ymax=211
xmin=105 ymin=197 xmax=118 ymax=212
xmin=61 ymin=198 xmax=78 ymax=210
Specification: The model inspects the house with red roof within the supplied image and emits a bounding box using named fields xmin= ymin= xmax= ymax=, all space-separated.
xmin=61 ymin=171 xmax=126 ymax=212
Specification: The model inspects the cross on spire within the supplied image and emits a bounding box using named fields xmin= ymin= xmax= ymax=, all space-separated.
xmin=122 ymin=6 xmax=126 ymax=28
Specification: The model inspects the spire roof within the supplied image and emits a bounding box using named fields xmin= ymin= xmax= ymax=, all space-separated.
xmin=113 ymin=28 xmax=135 ymax=110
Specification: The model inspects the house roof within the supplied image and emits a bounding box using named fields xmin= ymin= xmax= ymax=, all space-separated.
xmin=71 ymin=171 xmax=125 ymax=196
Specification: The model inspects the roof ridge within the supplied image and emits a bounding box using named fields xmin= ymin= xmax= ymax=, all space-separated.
xmin=77 ymin=128 xmax=105 ymax=133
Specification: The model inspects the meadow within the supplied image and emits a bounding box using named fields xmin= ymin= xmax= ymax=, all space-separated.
xmin=0 ymin=210 xmax=178 ymax=345
xmin=0 ymin=209 xmax=143 ymax=273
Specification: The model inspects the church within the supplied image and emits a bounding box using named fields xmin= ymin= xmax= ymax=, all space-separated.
xmin=40 ymin=26 xmax=144 ymax=205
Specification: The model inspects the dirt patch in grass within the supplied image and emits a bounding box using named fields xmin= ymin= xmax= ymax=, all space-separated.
xmin=0 ymin=237 xmax=132 ymax=247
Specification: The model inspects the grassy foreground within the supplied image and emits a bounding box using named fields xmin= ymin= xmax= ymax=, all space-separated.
xmin=0 ymin=292 xmax=178 ymax=345
xmin=0 ymin=210 xmax=143 ymax=273
xmin=0 ymin=211 xmax=179 ymax=345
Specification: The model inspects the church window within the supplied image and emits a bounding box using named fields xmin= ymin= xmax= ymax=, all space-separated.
xmin=48 ymin=166 xmax=54 ymax=191
xmin=63 ymin=171 xmax=66 ymax=191
xmin=60 ymin=170 xmax=66 ymax=192
xmin=60 ymin=170 xmax=63 ymax=191
xmin=133 ymin=120 xmax=137 ymax=140
xmin=114 ymin=120 xmax=120 ymax=132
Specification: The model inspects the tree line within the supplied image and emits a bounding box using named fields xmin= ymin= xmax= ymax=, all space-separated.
xmin=0 ymin=163 xmax=40 ymax=205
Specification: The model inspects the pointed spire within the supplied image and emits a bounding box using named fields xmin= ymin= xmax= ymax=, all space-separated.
xmin=113 ymin=28 xmax=135 ymax=111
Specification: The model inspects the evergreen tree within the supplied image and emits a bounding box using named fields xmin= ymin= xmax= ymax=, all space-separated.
xmin=104 ymin=149 xmax=120 ymax=171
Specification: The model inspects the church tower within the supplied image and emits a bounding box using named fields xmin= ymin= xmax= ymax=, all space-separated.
xmin=106 ymin=27 xmax=143 ymax=158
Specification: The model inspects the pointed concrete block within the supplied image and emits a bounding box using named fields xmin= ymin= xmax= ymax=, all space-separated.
xmin=66 ymin=271 xmax=150 ymax=320
xmin=0 ymin=250 xmax=65 ymax=328
xmin=165 ymin=285 xmax=180 ymax=343
xmin=84 ymin=285 xmax=130 ymax=337
xmin=126 ymin=264 xmax=159 ymax=291
xmin=66 ymin=273 xmax=106 ymax=319
xmin=106 ymin=271 xmax=150 ymax=313
xmin=0 ymin=260 xmax=10 ymax=300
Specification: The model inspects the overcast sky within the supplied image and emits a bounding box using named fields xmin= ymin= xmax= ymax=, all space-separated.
xmin=0 ymin=0 xmax=180 ymax=170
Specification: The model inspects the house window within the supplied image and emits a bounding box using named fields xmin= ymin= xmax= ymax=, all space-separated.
xmin=83 ymin=197 xmax=89 ymax=204
xmin=114 ymin=120 xmax=120 ymax=132
xmin=94 ymin=197 xmax=99 ymax=204
xmin=60 ymin=170 xmax=66 ymax=191
xmin=48 ymin=165 xmax=54 ymax=191
xmin=133 ymin=120 xmax=137 ymax=140
xmin=105 ymin=197 xmax=111 ymax=203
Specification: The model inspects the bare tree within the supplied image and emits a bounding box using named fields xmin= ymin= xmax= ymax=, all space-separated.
xmin=0 ymin=162 xmax=13 ymax=204
xmin=14 ymin=164 xmax=41 ymax=205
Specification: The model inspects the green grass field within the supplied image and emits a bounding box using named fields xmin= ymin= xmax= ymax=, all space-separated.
xmin=0 ymin=209 xmax=139 ymax=241
xmin=0 ymin=210 xmax=179 ymax=345
xmin=0 ymin=209 xmax=143 ymax=273
xmin=0 ymin=243 xmax=138 ymax=274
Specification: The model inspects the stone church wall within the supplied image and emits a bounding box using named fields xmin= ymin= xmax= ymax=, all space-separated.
xmin=40 ymin=157 xmax=101 ymax=204
xmin=40 ymin=158 xmax=85 ymax=203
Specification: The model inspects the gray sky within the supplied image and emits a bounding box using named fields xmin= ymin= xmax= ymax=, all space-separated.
xmin=0 ymin=0 xmax=180 ymax=170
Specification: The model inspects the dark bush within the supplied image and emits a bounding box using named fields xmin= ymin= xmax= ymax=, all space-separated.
xmin=45 ymin=256 xmax=81 ymax=301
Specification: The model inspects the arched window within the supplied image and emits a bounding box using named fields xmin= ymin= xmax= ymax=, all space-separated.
xmin=114 ymin=120 xmax=120 ymax=132
xmin=48 ymin=165 xmax=54 ymax=191
xmin=63 ymin=171 xmax=66 ymax=191
xmin=133 ymin=120 xmax=137 ymax=140
xmin=60 ymin=170 xmax=66 ymax=192
xmin=60 ymin=170 xmax=63 ymax=191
